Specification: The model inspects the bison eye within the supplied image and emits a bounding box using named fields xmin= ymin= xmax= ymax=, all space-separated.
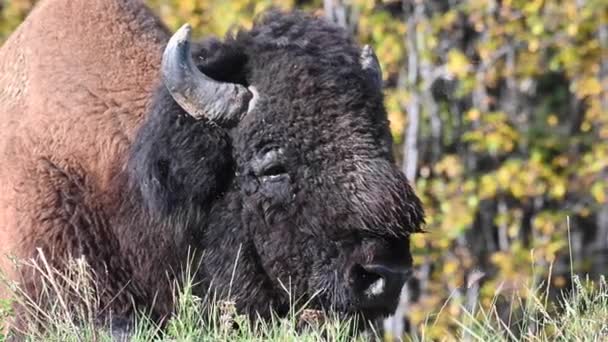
xmin=252 ymin=148 xmax=289 ymax=182
xmin=261 ymin=164 xmax=287 ymax=178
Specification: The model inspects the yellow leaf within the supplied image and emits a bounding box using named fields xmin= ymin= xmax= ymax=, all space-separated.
xmin=443 ymin=260 xmax=458 ymax=275
xmin=576 ymin=77 xmax=602 ymax=98
xmin=551 ymin=182 xmax=566 ymax=199
xmin=447 ymin=50 xmax=469 ymax=78
xmin=567 ymin=23 xmax=578 ymax=37
xmin=581 ymin=121 xmax=592 ymax=132
xmin=467 ymin=108 xmax=481 ymax=121
xmin=412 ymin=234 xmax=426 ymax=249
xmin=592 ymin=182 xmax=606 ymax=203
xmin=388 ymin=110 xmax=404 ymax=138
xmin=531 ymin=22 xmax=543 ymax=36
xmin=547 ymin=115 xmax=558 ymax=126
xmin=528 ymin=39 xmax=539 ymax=52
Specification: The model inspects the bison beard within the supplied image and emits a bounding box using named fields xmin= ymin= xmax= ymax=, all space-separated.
xmin=0 ymin=0 xmax=424 ymax=335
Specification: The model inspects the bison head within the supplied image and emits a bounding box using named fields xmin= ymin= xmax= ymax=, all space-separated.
xmin=135 ymin=11 xmax=424 ymax=322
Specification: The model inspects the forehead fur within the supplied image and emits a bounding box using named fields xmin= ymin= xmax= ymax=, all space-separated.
xmin=234 ymin=10 xmax=378 ymax=97
xmin=223 ymin=11 xmax=392 ymax=161
xmin=236 ymin=10 xmax=362 ymax=73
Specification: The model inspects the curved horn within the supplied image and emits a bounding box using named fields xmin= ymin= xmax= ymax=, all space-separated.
xmin=360 ymin=45 xmax=383 ymax=90
xmin=161 ymin=24 xmax=252 ymax=124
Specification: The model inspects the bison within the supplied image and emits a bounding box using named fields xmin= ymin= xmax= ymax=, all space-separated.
xmin=0 ymin=0 xmax=424 ymax=330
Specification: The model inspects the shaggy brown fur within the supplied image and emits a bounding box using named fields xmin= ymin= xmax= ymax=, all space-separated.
xmin=0 ymin=0 xmax=168 ymax=316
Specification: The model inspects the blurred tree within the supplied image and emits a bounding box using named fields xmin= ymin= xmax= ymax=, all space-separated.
xmin=0 ymin=0 xmax=35 ymax=41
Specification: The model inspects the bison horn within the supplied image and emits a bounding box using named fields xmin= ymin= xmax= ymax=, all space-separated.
xmin=161 ymin=24 xmax=252 ymax=124
xmin=360 ymin=45 xmax=383 ymax=90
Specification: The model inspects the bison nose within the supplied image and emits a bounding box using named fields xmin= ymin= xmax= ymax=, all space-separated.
xmin=350 ymin=263 xmax=410 ymax=310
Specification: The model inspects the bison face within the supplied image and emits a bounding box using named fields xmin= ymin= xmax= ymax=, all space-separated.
xmin=158 ymin=12 xmax=424 ymax=321
xmin=227 ymin=12 xmax=424 ymax=320
xmin=231 ymin=74 xmax=422 ymax=320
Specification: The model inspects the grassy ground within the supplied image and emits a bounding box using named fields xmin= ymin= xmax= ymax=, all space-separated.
xmin=1 ymin=254 xmax=608 ymax=341
xmin=0 ymin=254 xmax=372 ymax=342
xmin=442 ymin=276 xmax=608 ymax=342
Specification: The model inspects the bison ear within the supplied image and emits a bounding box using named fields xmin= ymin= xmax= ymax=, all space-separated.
xmin=360 ymin=45 xmax=383 ymax=91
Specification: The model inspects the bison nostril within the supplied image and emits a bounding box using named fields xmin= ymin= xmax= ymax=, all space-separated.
xmin=350 ymin=264 xmax=383 ymax=294
xmin=365 ymin=276 xmax=386 ymax=297
xmin=351 ymin=264 xmax=410 ymax=299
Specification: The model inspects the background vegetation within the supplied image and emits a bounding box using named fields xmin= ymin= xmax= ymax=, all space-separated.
xmin=1 ymin=0 xmax=607 ymax=340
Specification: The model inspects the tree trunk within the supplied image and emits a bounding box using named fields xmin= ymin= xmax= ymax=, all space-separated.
xmin=401 ymin=2 xmax=423 ymax=182
xmin=323 ymin=0 xmax=359 ymax=35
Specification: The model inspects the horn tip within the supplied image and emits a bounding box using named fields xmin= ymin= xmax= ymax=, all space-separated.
xmin=173 ymin=23 xmax=193 ymax=44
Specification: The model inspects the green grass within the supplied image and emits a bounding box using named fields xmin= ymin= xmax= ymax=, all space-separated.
xmin=399 ymin=267 xmax=608 ymax=342
xmin=0 ymin=252 xmax=373 ymax=341
xmin=2 ymin=251 xmax=608 ymax=341
xmin=0 ymin=297 xmax=12 ymax=342
xmin=443 ymin=275 xmax=608 ymax=342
